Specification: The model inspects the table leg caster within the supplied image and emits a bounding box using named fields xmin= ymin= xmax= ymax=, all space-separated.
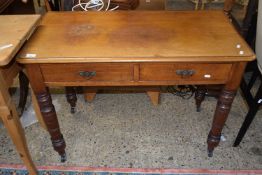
xmin=70 ymin=107 xmax=76 ymax=114
xmin=60 ymin=153 xmax=67 ymax=162
xmin=207 ymin=134 xmax=220 ymax=158
xmin=207 ymin=149 xmax=213 ymax=157
xmin=196 ymin=107 xmax=201 ymax=112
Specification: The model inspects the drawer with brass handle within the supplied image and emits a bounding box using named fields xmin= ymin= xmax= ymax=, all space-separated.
xmin=139 ymin=63 xmax=232 ymax=83
xmin=40 ymin=63 xmax=232 ymax=86
xmin=40 ymin=63 xmax=134 ymax=83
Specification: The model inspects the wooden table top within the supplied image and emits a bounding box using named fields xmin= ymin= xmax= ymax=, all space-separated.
xmin=18 ymin=11 xmax=255 ymax=64
xmin=0 ymin=15 xmax=41 ymax=66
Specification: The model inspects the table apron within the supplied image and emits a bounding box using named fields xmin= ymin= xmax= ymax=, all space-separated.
xmin=39 ymin=62 xmax=233 ymax=86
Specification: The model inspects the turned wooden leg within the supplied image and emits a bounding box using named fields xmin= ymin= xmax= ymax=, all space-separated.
xmin=26 ymin=65 xmax=66 ymax=162
xmin=207 ymin=62 xmax=247 ymax=157
xmin=65 ymin=87 xmax=77 ymax=113
xmin=195 ymin=86 xmax=207 ymax=112
xmin=18 ymin=71 xmax=29 ymax=116
xmin=31 ymin=89 xmax=47 ymax=130
xmin=36 ymin=91 xmax=66 ymax=162
xmin=22 ymin=70 xmax=46 ymax=130
xmin=84 ymin=87 xmax=97 ymax=102
xmin=146 ymin=91 xmax=160 ymax=106
xmin=207 ymin=89 xmax=236 ymax=157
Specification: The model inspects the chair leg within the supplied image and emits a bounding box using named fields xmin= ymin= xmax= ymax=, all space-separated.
xmin=233 ymin=83 xmax=262 ymax=147
xmin=195 ymin=0 xmax=199 ymax=10
xmin=18 ymin=71 xmax=29 ymax=116
xmin=247 ymin=69 xmax=259 ymax=90
xmin=63 ymin=0 xmax=74 ymax=11
xmin=201 ymin=0 xmax=205 ymax=10
xmin=233 ymin=106 xmax=259 ymax=146
xmin=224 ymin=0 xmax=235 ymax=14
xmin=44 ymin=0 xmax=52 ymax=11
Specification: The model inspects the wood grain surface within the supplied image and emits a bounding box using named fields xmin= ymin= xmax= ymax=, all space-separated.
xmin=0 ymin=15 xmax=41 ymax=66
xmin=18 ymin=11 xmax=255 ymax=64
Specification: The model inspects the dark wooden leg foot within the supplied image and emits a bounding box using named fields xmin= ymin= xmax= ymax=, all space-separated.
xmin=18 ymin=71 xmax=29 ymax=116
xmin=37 ymin=91 xmax=66 ymax=161
xmin=207 ymin=149 xmax=213 ymax=157
xmin=207 ymin=89 xmax=236 ymax=156
xmin=60 ymin=152 xmax=67 ymax=162
xmin=65 ymin=87 xmax=77 ymax=114
xmin=195 ymin=86 xmax=206 ymax=112
xmin=207 ymin=134 xmax=221 ymax=157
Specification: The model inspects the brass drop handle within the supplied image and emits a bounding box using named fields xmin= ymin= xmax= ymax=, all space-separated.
xmin=176 ymin=70 xmax=195 ymax=78
xmin=79 ymin=71 xmax=96 ymax=79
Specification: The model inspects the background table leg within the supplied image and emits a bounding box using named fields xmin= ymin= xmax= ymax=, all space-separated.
xmin=65 ymin=87 xmax=77 ymax=113
xmin=146 ymin=91 xmax=160 ymax=106
xmin=195 ymin=86 xmax=207 ymax=112
xmin=0 ymin=74 xmax=37 ymax=175
xmin=1 ymin=105 xmax=37 ymax=175
xmin=84 ymin=87 xmax=97 ymax=103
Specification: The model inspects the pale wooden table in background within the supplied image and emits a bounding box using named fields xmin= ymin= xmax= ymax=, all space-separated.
xmin=0 ymin=15 xmax=42 ymax=175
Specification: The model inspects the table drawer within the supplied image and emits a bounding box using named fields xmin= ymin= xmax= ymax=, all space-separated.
xmin=139 ymin=63 xmax=232 ymax=82
xmin=40 ymin=63 xmax=134 ymax=82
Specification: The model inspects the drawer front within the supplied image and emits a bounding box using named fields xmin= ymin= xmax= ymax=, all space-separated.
xmin=40 ymin=63 xmax=134 ymax=82
xmin=139 ymin=63 xmax=232 ymax=82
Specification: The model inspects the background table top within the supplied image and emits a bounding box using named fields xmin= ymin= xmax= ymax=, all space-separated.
xmin=18 ymin=11 xmax=255 ymax=64
xmin=0 ymin=15 xmax=41 ymax=66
